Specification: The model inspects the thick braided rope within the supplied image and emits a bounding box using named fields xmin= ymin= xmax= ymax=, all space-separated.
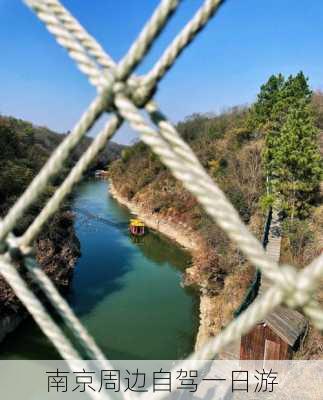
xmin=0 ymin=255 xmax=79 ymax=360
xmin=19 ymin=0 xmax=323 ymax=356
xmin=0 ymin=94 xmax=108 ymax=242
xmin=3 ymin=231 xmax=130 ymax=400
xmin=24 ymin=257 xmax=133 ymax=400
xmin=42 ymin=0 xmax=116 ymax=70
xmin=19 ymin=0 xmax=323 ymax=354
xmin=302 ymin=252 xmax=323 ymax=285
xmin=24 ymin=258 xmax=107 ymax=360
xmin=116 ymin=95 xmax=283 ymax=284
xmin=116 ymin=0 xmax=180 ymax=81
xmin=21 ymin=2 xmax=278 ymax=288
xmin=113 ymin=94 xmax=323 ymax=400
xmin=25 ymin=0 xmax=181 ymax=89
xmin=114 ymin=94 xmax=323 ymax=313
xmin=23 ymin=0 xmax=319 ymax=320
xmin=20 ymin=115 xmax=122 ymax=246
xmin=0 ymin=0 xmax=186 ymax=379
xmin=11 ymin=0 xmax=182 ymax=369
xmin=7 ymin=0 xmax=183 ymax=246
xmin=25 ymin=0 xmax=106 ymax=88
xmin=24 ymin=258 xmax=108 ymax=360
xmin=7 ymin=0 xmax=180 ymax=246
xmin=144 ymin=0 xmax=224 ymax=88
xmin=142 ymin=285 xmax=284 ymax=400
xmin=0 ymin=257 xmax=119 ymax=400
xmin=148 ymin=270 xmax=323 ymax=400
xmin=11 ymin=2 xmax=243 ymax=368
xmin=0 ymin=3 xmax=320 ymax=399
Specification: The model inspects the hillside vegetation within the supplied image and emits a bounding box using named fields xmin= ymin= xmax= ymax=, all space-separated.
xmin=0 ymin=115 xmax=123 ymax=218
xmin=109 ymin=73 xmax=322 ymax=355
xmin=110 ymin=105 xmax=268 ymax=335
xmin=0 ymin=114 xmax=122 ymax=327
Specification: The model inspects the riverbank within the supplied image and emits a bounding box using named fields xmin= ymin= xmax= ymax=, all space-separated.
xmin=109 ymin=182 xmax=200 ymax=252
xmin=109 ymin=181 xmax=223 ymax=351
xmin=1 ymin=179 xmax=197 ymax=359
xmin=0 ymin=211 xmax=80 ymax=343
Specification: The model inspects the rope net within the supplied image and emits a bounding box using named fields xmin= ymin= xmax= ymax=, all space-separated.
xmin=0 ymin=0 xmax=322 ymax=398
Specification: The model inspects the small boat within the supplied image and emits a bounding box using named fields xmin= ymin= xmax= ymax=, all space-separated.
xmin=129 ymin=218 xmax=145 ymax=236
xmin=94 ymin=169 xmax=108 ymax=178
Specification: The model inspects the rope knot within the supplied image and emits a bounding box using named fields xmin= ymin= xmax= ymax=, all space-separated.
xmin=100 ymin=74 xmax=156 ymax=112
xmin=0 ymin=233 xmax=34 ymax=261
xmin=112 ymin=81 xmax=126 ymax=96
xmin=128 ymin=76 xmax=156 ymax=107
xmin=279 ymin=265 xmax=314 ymax=309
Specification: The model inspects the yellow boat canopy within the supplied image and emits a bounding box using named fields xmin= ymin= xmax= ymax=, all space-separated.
xmin=130 ymin=218 xmax=145 ymax=227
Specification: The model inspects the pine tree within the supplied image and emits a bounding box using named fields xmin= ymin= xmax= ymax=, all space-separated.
xmin=248 ymin=74 xmax=285 ymax=132
xmin=270 ymin=72 xmax=312 ymax=126
xmin=253 ymin=72 xmax=322 ymax=217
xmin=263 ymin=72 xmax=314 ymax=181
xmin=272 ymin=99 xmax=322 ymax=218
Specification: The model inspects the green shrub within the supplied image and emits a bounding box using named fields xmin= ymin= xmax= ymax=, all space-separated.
xmin=259 ymin=193 xmax=275 ymax=212
xmin=282 ymin=219 xmax=314 ymax=259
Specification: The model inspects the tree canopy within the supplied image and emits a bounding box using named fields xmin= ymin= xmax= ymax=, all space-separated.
xmin=252 ymin=72 xmax=322 ymax=217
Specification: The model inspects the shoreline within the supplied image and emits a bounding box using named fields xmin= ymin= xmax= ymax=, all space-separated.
xmin=109 ymin=181 xmax=212 ymax=351
xmin=109 ymin=182 xmax=199 ymax=252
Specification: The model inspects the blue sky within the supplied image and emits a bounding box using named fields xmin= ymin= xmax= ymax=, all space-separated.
xmin=1 ymin=0 xmax=323 ymax=144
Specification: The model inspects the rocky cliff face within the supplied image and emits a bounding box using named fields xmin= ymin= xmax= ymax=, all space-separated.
xmin=0 ymin=210 xmax=80 ymax=342
xmin=36 ymin=210 xmax=80 ymax=288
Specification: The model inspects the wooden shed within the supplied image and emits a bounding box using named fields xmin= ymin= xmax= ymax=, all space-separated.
xmin=240 ymin=306 xmax=307 ymax=360
xmin=241 ymin=265 xmax=307 ymax=361
xmin=240 ymin=209 xmax=308 ymax=361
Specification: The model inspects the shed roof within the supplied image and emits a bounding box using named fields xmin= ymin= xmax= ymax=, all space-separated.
xmin=264 ymin=305 xmax=307 ymax=346
xmin=259 ymin=271 xmax=307 ymax=347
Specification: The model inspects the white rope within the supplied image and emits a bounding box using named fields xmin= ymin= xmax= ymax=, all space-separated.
xmin=141 ymin=285 xmax=283 ymax=400
xmin=116 ymin=95 xmax=283 ymax=283
xmin=0 ymin=94 xmax=108 ymax=241
xmin=20 ymin=115 xmax=122 ymax=246
xmin=42 ymin=0 xmax=116 ymax=71
xmin=25 ymin=0 xmax=181 ymax=92
xmin=25 ymin=0 xmax=284 ymax=289
xmin=116 ymin=0 xmax=180 ymax=81
xmin=25 ymin=0 xmax=106 ymax=88
xmin=24 ymin=257 xmax=133 ymax=400
xmin=0 ymin=256 xmax=115 ymax=400
xmin=0 ymin=255 xmax=79 ymax=359
xmin=144 ymin=0 xmax=224 ymax=87
xmin=19 ymin=0 xmax=183 ymax=244
xmin=3 ymin=0 xmax=186 ymax=375
xmin=0 ymin=1 xmax=321 ymax=400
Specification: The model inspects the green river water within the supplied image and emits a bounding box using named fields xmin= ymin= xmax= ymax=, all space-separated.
xmin=0 ymin=180 xmax=199 ymax=360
